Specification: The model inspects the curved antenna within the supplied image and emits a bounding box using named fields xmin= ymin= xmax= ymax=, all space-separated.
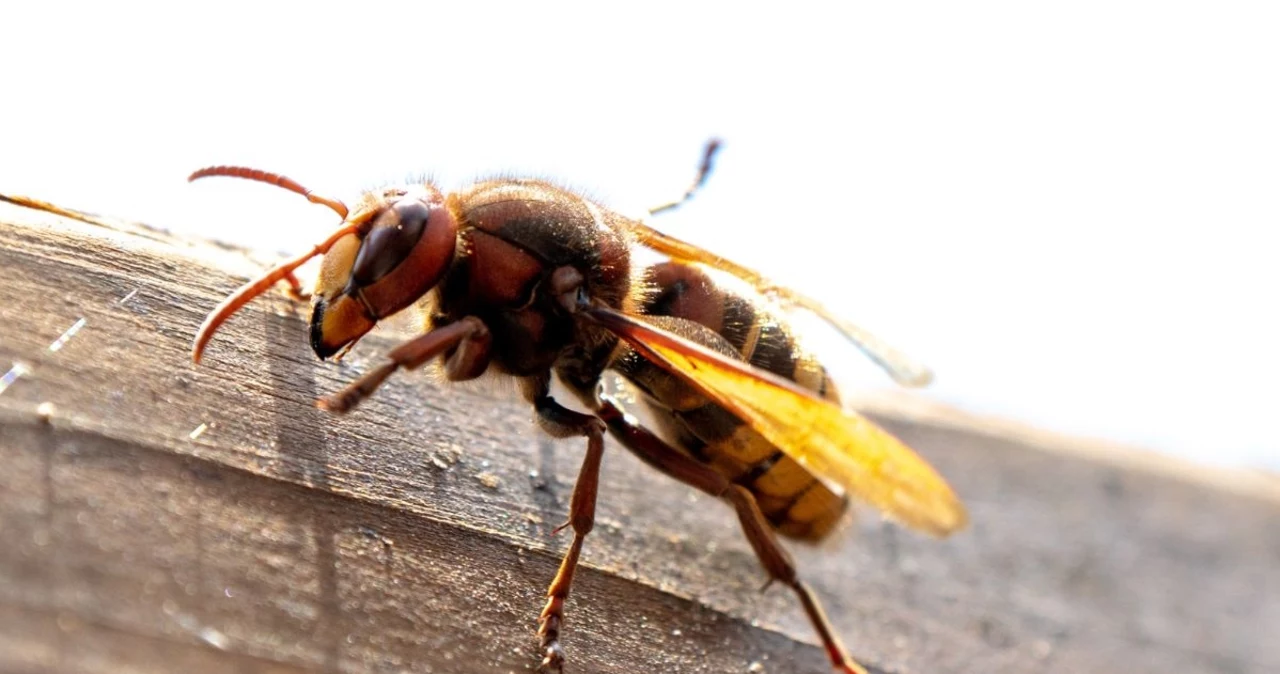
xmin=191 ymin=222 xmax=362 ymax=364
xmin=188 ymin=165 xmax=358 ymax=364
xmin=189 ymin=166 xmax=350 ymax=220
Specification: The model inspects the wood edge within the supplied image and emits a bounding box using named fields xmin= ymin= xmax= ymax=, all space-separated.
xmin=10 ymin=198 xmax=1273 ymax=504
xmin=0 ymin=397 xmax=851 ymax=670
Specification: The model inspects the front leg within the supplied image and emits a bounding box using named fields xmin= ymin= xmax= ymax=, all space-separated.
xmin=521 ymin=375 xmax=606 ymax=673
xmin=318 ymin=316 xmax=491 ymax=413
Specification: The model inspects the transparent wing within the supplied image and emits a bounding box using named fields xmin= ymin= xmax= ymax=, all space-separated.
xmin=628 ymin=220 xmax=934 ymax=387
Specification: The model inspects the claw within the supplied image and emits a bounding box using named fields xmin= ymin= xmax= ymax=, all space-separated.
xmin=283 ymin=271 xmax=311 ymax=302
xmin=537 ymin=642 xmax=565 ymax=673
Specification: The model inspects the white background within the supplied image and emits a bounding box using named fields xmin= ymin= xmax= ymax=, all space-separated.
xmin=3 ymin=2 xmax=1277 ymax=470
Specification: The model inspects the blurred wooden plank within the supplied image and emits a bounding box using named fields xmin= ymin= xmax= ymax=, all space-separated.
xmin=0 ymin=203 xmax=1276 ymax=674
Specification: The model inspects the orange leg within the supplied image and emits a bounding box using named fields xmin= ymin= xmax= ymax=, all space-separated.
xmin=596 ymin=397 xmax=868 ymax=674
xmin=317 ymin=317 xmax=489 ymax=414
xmin=522 ymin=376 xmax=607 ymax=673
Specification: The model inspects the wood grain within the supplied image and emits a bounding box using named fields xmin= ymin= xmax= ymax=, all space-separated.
xmin=0 ymin=203 xmax=1276 ymax=674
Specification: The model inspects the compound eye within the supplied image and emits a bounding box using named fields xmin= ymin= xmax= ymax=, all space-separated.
xmin=349 ymin=199 xmax=432 ymax=287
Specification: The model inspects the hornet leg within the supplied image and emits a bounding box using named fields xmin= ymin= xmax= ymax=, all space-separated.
xmin=522 ymin=375 xmax=607 ymax=673
xmin=596 ymin=397 xmax=868 ymax=674
xmin=318 ymin=316 xmax=490 ymax=413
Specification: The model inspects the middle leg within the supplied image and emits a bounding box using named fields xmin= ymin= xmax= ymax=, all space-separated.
xmin=521 ymin=375 xmax=607 ymax=673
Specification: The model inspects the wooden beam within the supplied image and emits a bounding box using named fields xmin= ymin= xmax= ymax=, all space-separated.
xmin=0 ymin=203 xmax=1276 ymax=674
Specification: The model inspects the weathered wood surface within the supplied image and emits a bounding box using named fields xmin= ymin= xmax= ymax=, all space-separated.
xmin=0 ymin=204 xmax=1276 ymax=674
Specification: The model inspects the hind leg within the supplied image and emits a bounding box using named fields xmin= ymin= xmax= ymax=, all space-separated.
xmin=596 ymin=397 xmax=868 ymax=674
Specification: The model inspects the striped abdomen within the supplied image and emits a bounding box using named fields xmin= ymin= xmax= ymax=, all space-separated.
xmin=616 ymin=261 xmax=849 ymax=541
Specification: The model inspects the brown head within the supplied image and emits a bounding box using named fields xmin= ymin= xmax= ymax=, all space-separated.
xmin=188 ymin=167 xmax=459 ymax=364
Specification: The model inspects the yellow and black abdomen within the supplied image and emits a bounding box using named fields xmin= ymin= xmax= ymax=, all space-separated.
xmin=615 ymin=261 xmax=849 ymax=541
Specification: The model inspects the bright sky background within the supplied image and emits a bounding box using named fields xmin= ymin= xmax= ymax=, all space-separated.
xmin=3 ymin=2 xmax=1277 ymax=471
